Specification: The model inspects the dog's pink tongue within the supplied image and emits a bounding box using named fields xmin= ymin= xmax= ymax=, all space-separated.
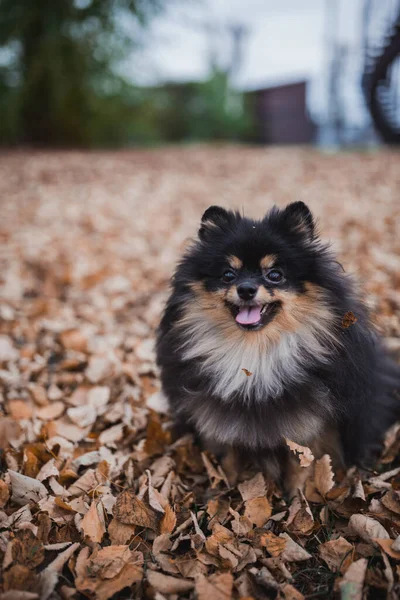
xmin=236 ymin=306 xmax=262 ymax=325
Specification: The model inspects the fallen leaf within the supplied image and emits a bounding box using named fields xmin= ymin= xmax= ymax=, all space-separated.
xmin=259 ymin=531 xmax=287 ymax=557
xmin=195 ymin=572 xmax=233 ymax=600
xmin=107 ymin=518 xmax=136 ymax=545
xmin=242 ymin=368 xmax=253 ymax=376
xmin=36 ymin=459 xmax=59 ymax=482
xmin=11 ymin=529 xmax=45 ymax=569
xmin=60 ymin=329 xmax=88 ymax=352
xmin=81 ymin=500 xmax=106 ymax=543
xmin=318 ymin=536 xmax=354 ymax=573
xmin=286 ymin=490 xmax=314 ymax=535
xmin=205 ymin=523 xmax=234 ymax=557
xmin=375 ymin=538 xmax=400 ymax=560
xmin=244 ymin=496 xmax=272 ymax=527
xmin=152 ymin=534 xmax=179 ymax=574
xmin=285 ymin=439 xmax=315 ymax=467
xmin=238 ymin=472 xmax=266 ymax=501
xmin=75 ymin=547 xmax=143 ymax=600
xmin=0 ymin=335 xmax=18 ymax=361
xmin=349 ymin=514 xmax=390 ymax=543
xmin=281 ymin=583 xmax=305 ymax=600
xmin=338 ymin=558 xmax=367 ymax=600
xmin=3 ymin=565 xmax=37 ymax=592
xmin=314 ymin=454 xmax=335 ymax=496
xmin=9 ymin=470 xmax=48 ymax=506
xmin=279 ymin=533 xmax=311 ymax=562
xmin=201 ymin=452 xmax=226 ymax=489
xmin=0 ymin=479 xmax=10 ymax=507
xmin=113 ymin=489 xmax=159 ymax=531
xmin=147 ymin=571 xmax=194 ymax=594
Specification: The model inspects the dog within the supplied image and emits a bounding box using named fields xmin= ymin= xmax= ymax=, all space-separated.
xmin=156 ymin=202 xmax=400 ymax=492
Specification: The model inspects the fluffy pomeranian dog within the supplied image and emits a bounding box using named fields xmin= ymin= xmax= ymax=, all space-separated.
xmin=157 ymin=202 xmax=399 ymax=491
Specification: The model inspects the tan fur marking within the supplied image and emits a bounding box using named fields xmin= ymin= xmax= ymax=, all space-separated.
xmin=227 ymin=255 xmax=243 ymax=270
xmin=260 ymin=254 xmax=277 ymax=270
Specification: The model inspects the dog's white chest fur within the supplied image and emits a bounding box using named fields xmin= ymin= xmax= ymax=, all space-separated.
xmin=180 ymin=309 xmax=331 ymax=402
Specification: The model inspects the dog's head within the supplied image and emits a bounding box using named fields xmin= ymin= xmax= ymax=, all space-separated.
xmin=178 ymin=202 xmax=338 ymax=337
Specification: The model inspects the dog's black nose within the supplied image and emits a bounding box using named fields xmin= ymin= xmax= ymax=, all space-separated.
xmin=237 ymin=282 xmax=258 ymax=300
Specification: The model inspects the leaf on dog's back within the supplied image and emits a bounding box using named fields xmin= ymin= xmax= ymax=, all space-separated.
xmin=342 ymin=311 xmax=357 ymax=328
xmin=242 ymin=368 xmax=253 ymax=376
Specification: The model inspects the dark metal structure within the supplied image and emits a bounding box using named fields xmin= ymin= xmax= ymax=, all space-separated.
xmin=363 ymin=8 xmax=400 ymax=143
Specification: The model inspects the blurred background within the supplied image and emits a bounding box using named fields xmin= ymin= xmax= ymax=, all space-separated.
xmin=0 ymin=0 xmax=400 ymax=149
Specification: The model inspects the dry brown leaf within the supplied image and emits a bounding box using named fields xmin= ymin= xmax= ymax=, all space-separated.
xmin=160 ymin=503 xmax=177 ymax=534
xmin=152 ymin=534 xmax=179 ymax=574
xmin=9 ymin=470 xmax=48 ymax=506
xmin=11 ymin=529 xmax=45 ymax=569
xmin=285 ymin=439 xmax=314 ymax=467
xmin=0 ymin=417 xmax=22 ymax=449
xmin=314 ymin=454 xmax=335 ymax=496
xmin=195 ymin=572 xmax=233 ymax=600
xmin=0 ymin=479 xmax=10 ymax=508
xmin=205 ymin=523 xmax=234 ymax=557
xmin=107 ymin=518 xmax=136 ymax=545
xmin=342 ymin=311 xmax=358 ymax=328
xmin=244 ymin=496 xmax=272 ymax=527
xmin=374 ymin=538 xmax=400 ymax=560
xmin=75 ymin=547 xmax=143 ymax=600
xmin=81 ymin=500 xmax=106 ymax=543
xmin=281 ymin=583 xmax=305 ymax=600
xmin=147 ymin=571 xmax=194 ymax=594
xmin=259 ymin=531 xmax=287 ymax=557
xmin=381 ymin=489 xmax=400 ymax=515
xmin=36 ymin=459 xmax=59 ymax=482
xmin=349 ymin=514 xmax=390 ymax=543
xmin=229 ymin=507 xmax=252 ymax=536
xmin=8 ymin=399 xmax=33 ymax=420
xmin=338 ymin=558 xmax=367 ymax=600
xmin=60 ymin=328 xmax=88 ymax=352
xmin=3 ymin=565 xmax=38 ymax=592
xmin=219 ymin=543 xmax=239 ymax=568
xmin=0 ymin=593 xmax=39 ymax=600
xmin=238 ymin=472 xmax=266 ymax=501
xmin=36 ymin=402 xmax=65 ymax=421
xmin=286 ymin=490 xmax=314 ymax=535
xmin=113 ymin=489 xmax=159 ymax=531
xmin=279 ymin=533 xmax=312 ymax=562
xmin=242 ymin=368 xmax=253 ymax=376
xmin=201 ymin=452 xmax=226 ymax=489
xmin=318 ymin=536 xmax=354 ymax=573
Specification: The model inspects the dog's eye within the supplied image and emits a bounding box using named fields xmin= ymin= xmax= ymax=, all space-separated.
xmin=265 ymin=269 xmax=284 ymax=284
xmin=222 ymin=270 xmax=236 ymax=283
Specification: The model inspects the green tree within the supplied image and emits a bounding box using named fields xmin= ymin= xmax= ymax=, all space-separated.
xmin=0 ymin=0 xmax=164 ymax=145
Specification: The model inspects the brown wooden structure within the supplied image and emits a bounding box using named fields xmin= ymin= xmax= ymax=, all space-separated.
xmin=246 ymin=81 xmax=315 ymax=144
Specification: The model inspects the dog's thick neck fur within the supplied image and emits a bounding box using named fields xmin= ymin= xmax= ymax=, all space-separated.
xmin=177 ymin=295 xmax=338 ymax=403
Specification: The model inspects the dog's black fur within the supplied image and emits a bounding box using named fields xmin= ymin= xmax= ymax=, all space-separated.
xmin=156 ymin=202 xmax=399 ymax=486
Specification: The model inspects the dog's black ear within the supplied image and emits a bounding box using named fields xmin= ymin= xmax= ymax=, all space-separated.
xmin=280 ymin=201 xmax=315 ymax=239
xmin=199 ymin=205 xmax=230 ymax=239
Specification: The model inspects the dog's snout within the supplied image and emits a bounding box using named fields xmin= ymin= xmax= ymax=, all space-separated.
xmin=237 ymin=282 xmax=258 ymax=300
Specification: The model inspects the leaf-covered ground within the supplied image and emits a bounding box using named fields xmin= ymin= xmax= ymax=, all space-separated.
xmin=0 ymin=147 xmax=399 ymax=600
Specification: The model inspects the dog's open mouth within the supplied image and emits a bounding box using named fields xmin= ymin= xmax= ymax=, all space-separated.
xmin=227 ymin=302 xmax=280 ymax=331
